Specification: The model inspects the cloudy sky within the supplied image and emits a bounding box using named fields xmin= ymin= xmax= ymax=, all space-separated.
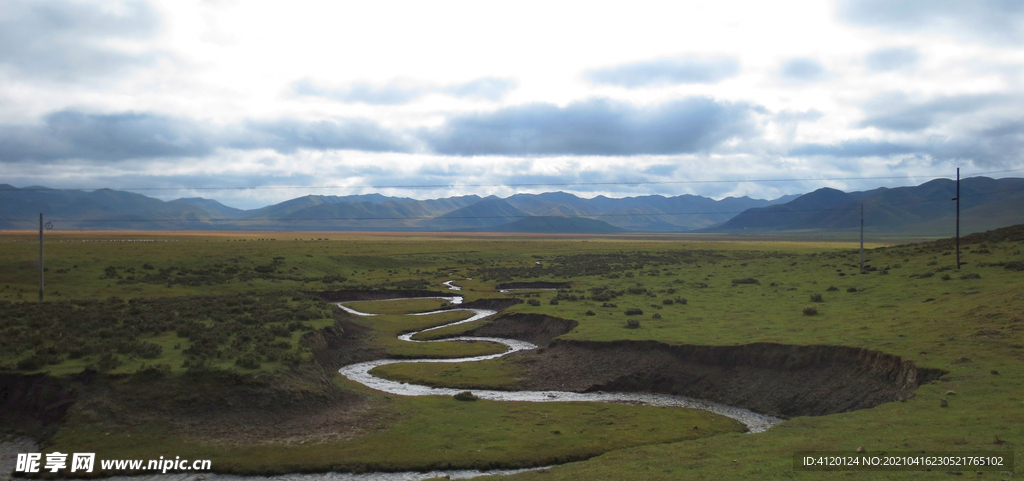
xmin=2 ymin=0 xmax=1024 ymax=209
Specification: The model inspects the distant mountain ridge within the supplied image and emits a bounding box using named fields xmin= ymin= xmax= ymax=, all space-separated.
xmin=0 ymin=186 xmax=791 ymax=232
xmin=708 ymin=177 xmax=1024 ymax=235
xmin=3 ymin=177 xmax=1021 ymax=234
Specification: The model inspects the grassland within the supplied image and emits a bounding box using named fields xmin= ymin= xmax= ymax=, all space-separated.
xmin=1 ymin=228 xmax=1022 ymax=479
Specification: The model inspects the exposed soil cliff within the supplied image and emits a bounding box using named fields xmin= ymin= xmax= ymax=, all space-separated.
xmin=495 ymin=282 xmax=571 ymax=290
xmin=0 ymin=372 xmax=89 ymax=438
xmin=458 ymin=313 xmax=578 ymax=346
xmin=515 ymin=339 xmax=947 ymax=418
xmin=317 ymin=289 xmax=453 ymax=302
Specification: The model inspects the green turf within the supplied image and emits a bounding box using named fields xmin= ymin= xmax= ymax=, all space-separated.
xmin=2 ymin=229 xmax=1022 ymax=479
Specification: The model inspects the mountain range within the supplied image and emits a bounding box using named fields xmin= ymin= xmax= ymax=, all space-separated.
xmin=1 ymin=176 xmax=1021 ymax=234
xmin=708 ymin=176 xmax=1024 ymax=235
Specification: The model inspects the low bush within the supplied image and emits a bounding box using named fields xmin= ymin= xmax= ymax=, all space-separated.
xmin=585 ymin=310 xmax=596 ymax=316
xmin=624 ymin=308 xmax=644 ymax=316
xmin=453 ymin=391 xmax=478 ymax=401
xmin=625 ymin=319 xmax=641 ymax=329
xmin=235 ymin=352 xmax=262 ymax=369
xmin=810 ymin=294 xmax=824 ymax=303
xmin=803 ymin=307 xmax=818 ymax=316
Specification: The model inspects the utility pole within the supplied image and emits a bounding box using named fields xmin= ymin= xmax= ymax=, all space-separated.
xmin=859 ymin=204 xmax=865 ymax=274
xmin=952 ymin=168 xmax=961 ymax=270
xmin=39 ymin=213 xmax=44 ymax=302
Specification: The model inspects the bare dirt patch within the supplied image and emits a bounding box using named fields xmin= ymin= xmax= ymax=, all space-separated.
xmin=510 ymin=340 xmax=946 ymax=418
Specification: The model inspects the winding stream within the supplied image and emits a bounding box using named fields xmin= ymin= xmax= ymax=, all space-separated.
xmin=6 ymin=295 xmax=783 ymax=481
xmin=337 ymin=298 xmax=784 ymax=433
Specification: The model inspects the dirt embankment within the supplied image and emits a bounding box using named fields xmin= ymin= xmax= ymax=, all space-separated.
xmin=303 ymin=310 xmax=382 ymax=372
xmin=448 ymin=298 xmax=523 ymax=311
xmin=495 ymin=281 xmax=570 ymax=290
xmin=317 ymin=289 xmax=453 ymax=302
xmin=0 ymin=372 xmax=89 ymax=439
xmin=457 ymin=313 xmax=577 ymax=346
xmin=514 ymin=340 xmax=946 ymax=418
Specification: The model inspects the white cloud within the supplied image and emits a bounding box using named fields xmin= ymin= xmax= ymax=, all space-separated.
xmin=0 ymin=0 xmax=1021 ymax=209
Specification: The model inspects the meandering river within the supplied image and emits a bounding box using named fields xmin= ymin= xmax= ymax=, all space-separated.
xmin=7 ymin=294 xmax=783 ymax=481
xmin=337 ymin=298 xmax=783 ymax=433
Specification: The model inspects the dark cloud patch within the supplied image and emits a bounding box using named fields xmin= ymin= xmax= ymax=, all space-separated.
xmin=293 ymin=77 xmax=516 ymax=105
xmin=424 ymin=97 xmax=762 ymax=156
xmin=864 ymin=46 xmax=921 ymax=72
xmin=585 ymin=56 xmax=740 ymax=87
xmin=0 ymin=110 xmax=412 ymax=163
xmin=0 ymin=110 xmax=215 ymax=162
xmin=778 ymin=58 xmax=828 ymax=83
xmin=233 ymin=118 xmax=412 ymax=153
xmin=859 ymin=92 xmax=1004 ymax=131
xmin=0 ymin=0 xmax=163 ymax=80
xmin=838 ymin=0 xmax=1024 ymax=45
xmin=789 ymin=139 xmax=919 ymax=158
xmin=791 ymin=126 xmax=1024 ymax=167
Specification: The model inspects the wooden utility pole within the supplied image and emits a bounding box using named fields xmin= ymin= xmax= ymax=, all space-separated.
xmin=953 ymin=168 xmax=961 ymax=270
xmin=39 ymin=213 xmax=44 ymax=302
xmin=859 ymin=204 xmax=865 ymax=274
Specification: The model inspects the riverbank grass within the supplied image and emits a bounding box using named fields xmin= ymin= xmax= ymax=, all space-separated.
xmin=45 ymin=395 xmax=744 ymax=475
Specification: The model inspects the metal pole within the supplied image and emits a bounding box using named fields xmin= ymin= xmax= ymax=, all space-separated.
xmin=859 ymin=204 xmax=864 ymax=274
xmin=39 ymin=213 xmax=44 ymax=302
xmin=955 ymin=168 xmax=961 ymax=270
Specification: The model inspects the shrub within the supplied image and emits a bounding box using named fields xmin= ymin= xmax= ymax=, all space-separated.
xmin=453 ymin=391 xmax=478 ymax=401
xmin=527 ymin=299 xmax=541 ymax=306
xmin=652 ymin=313 xmax=662 ymax=319
xmin=135 ymin=342 xmax=163 ymax=359
xmin=674 ymin=297 xmax=688 ymax=305
xmin=16 ymin=357 xmax=41 ymax=371
xmin=624 ymin=308 xmax=644 ymax=316
xmin=585 ymin=310 xmax=596 ymax=316
xmin=662 ymin=299 xmax=673 ymax=305
xmin=941 ymin=274 xmax=951 ymax=281
xmin=846 ymin=287 xmax=857 ymax=293
xmin=960 ymin=273 xmax=981 ymax=280
xmin=601 ymin=302 xmax=617 ymax=308
xmin=810 ymin=294 xmax=823 ymax=302
xmin=826 ymin=285 xmax=838 ymax=292
xmin=802 ymin=307 xmax=818 ymax=316
xmin=731 ymin=278 xmax=759 ymax=286
xmin=322 ymin=274 xmax=347 ymax=284
xmin=625 ymin=319 xmax=641 ymax=329
xmin=549 ymin=299 xmax=559 ymax=305
xmin=97 ymin=353 xmax=121 ymax=371
xmin=235 ymin=352 xmax=261 ymax=369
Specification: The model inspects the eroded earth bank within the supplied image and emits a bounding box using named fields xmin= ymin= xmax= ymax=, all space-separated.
xmin=443 ymin=312 xmax=948 ymax=419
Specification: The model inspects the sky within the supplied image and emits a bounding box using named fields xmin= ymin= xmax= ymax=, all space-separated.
xmin=2 ymin=0 xmax=1024 ymax=209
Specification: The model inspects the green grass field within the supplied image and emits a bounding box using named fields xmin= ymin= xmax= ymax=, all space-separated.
xmin=1 ymin=229 xmax=1022 ymax=479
